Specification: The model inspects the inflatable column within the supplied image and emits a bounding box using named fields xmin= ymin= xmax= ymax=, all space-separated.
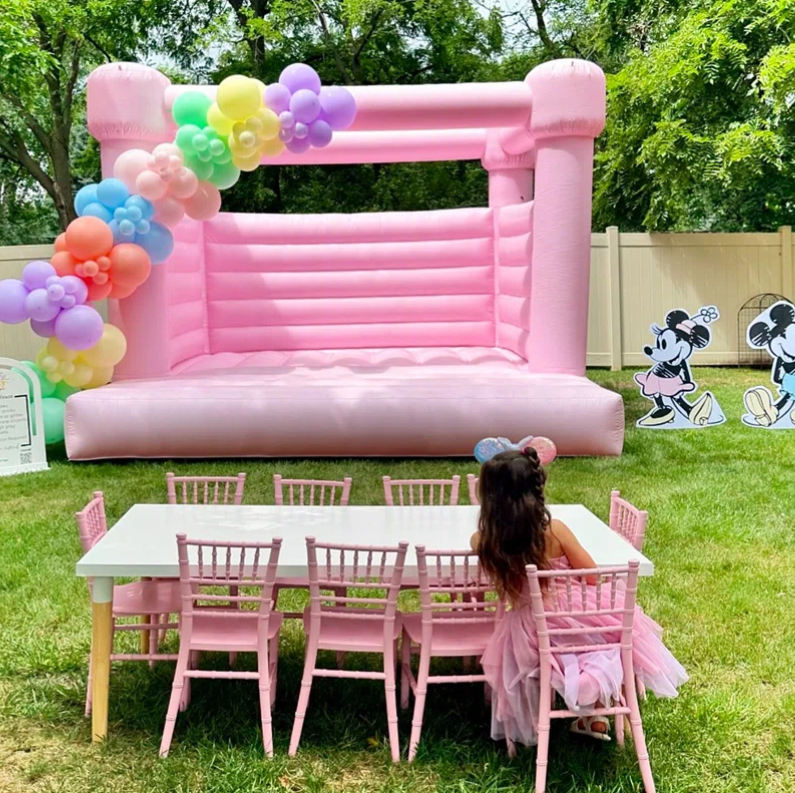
xmin=87 ymin=63 xmax=174 ymax=378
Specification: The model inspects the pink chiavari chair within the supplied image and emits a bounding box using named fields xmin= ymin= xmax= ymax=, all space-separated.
xmin=382 ymin=476 xmax=460 ymax=506
xmin=289 ymin=538 xmax=408 ymax=762
xmin=609 ymin=490 xmax=649 ymax=552
xmin=400 ymin=547 xmax=499 ymax=761
xmin=76 ymin=492 xmax=181 ymax=716
xmin=166 ymin=473 xmax=247 ymax=505
xmin=274 ymin=475 xmax=352 ymax=506
xmin=466 ymin=474 xmax=479 ymax=505
xmin=159 ymin=534 xmax=283 ymax=758
xmin=526 ymin=560 xmax=654 ymax=793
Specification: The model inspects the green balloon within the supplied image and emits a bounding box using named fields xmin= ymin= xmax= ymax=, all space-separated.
xmin=175 ymin=124 xmax=203 ymax=155
xmin=184 ymin=154 xmax=213 ymax=181
xmin=208 ymin=160 xmax=241 ymax=190
xmin=41 ymin=397 xmax=65 ymax=444
xmin=18 ymin=361 xmax=56 ymax=399
xmin=172 ymin=92 xmax=212 ymax=128
xmin=54 ymin=382 xmax=80 ymax=401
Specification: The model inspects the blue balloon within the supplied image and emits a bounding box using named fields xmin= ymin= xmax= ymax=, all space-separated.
xmin=133 ymin=222 xmax=173 ymax=264
xmin=74 ymin=184 xmax=99 ymax=215
xmin=96 ymin=178 xmax=129 ymax=210
xmin=81 ymin=202 xmax=113 ymax=223
xmin=125 ymin=194 xmax=154 ymax=221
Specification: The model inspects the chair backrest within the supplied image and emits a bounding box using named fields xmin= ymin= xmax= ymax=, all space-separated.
xmin=466 ymin=474 xmax=479 ymax=505
xmin=415 ymin=545 xmax=499 ymax=634
xmin=609 ymin=490 xmax=648 ymax=552
xmin=75 ymin=491 xmax=108 ymax=553
xmin=382 ymin=476 xmax=460 ymax=506
xmin=176 ymin=533 xmax=282 ymax=629
xmin=527 ymin=560 xmax=640 ymax=658
xmin=166 ymin=472 xmax=247 ymax=505
xmin=274 ymin=475 xmax=352 ymax=506
xmin=305 ymin=537 xmax=408 ymax=636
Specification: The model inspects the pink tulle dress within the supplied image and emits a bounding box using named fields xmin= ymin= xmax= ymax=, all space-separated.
xmin=480 ymin=556 xmax=688 ymax=746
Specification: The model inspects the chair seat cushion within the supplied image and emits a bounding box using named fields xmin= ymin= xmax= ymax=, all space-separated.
xmin=303 ymin=606 xmax=402 ymax=652
xmin=402 ymin=613 xmax=496 ymax=657
xmin=112 ymin=579 xmax=182 ymax=616
xmin=188 ymin=611 xmax=283 ymax=652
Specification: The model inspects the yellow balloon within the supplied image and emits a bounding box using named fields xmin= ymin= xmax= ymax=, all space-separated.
xmin=252 ymin=78 xmax=267 ymax=95
xmin=216 ymin=75 xmax=261 ymax=121
xmin=47 ymin=337 xmax=79 ymax=361
xmin=232 ymin=152 xmax=262 ymax=172
xmin=206 ymin=102 xmax=234 ymax=136
xmin=259 ymin=137 xmax=285 ymax=158
xmin=256 ymin=107 xmax=281 ymax=141
xmin=80 ymin=324 xmax=127 ymax=369
xmin=64 ymin=364 xmax=93 ymax=388
xmin=83 ymin=365 xmax=114 ymax=389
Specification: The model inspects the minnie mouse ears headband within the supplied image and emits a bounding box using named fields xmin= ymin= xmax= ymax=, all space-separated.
xmin=676 ymin=305 xmax=719 ymax=335
xmin=474 ymin=435 xmax=558 ymax=465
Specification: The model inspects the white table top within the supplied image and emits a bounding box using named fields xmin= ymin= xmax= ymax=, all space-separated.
xmin=76 ymin=504 xmax=653 ymax=579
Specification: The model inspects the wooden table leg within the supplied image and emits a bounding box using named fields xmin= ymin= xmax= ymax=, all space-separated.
xmin=140 ymin=614 xmax=151 ymax=653
xmin=91 ymin=577 xmax=114 ymax=743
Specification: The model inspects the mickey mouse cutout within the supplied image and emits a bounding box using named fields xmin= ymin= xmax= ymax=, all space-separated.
xmin=634 ymin=306 xmax=726 ymax=429
xmin=742 ymin=300 xmax=795 ymax=428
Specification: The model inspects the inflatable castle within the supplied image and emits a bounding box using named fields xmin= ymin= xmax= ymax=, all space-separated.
xmin=64 ymin=59 xmax=624 ymax=459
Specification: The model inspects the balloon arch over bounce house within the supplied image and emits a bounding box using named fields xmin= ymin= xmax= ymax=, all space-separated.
xmin=3 ymin=59 xmax=625 ymax=459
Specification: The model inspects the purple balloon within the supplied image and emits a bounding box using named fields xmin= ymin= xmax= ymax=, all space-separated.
xmin=22 ymin=260 xmax=56 ymax=291
xmin=308 ymin=119 xmax=333 ymax=148
xmin=0 ymin=279 xmax=30 ymax=324
xmin=286 ymin=136 xmax=312 ymax=155
xmin=31 ymin=317 xmax=57 ymax=338
xmin=279 ymin=127 xmax=295 ymax=143
xmin=61 ymin=275 xmax=88 ymax=304
xmin=279 ymin=110 xmax=295 ymax=129
xmin=265 ymin=82 xmax=292 ymax=114
xmin=25 ymin=289 xmax=61 ymax=322
xmin=290 ymin=89 xmax=321 ymax=124
xmin=279 ymin=63 xmax=321 ymax=95
xmin=319 ymin=86 xmax=357 ymax=131
xmin=54 ymin=304 xmax=104 ymax=351
xmin=294 ymin=122 xmax=308 ymax=139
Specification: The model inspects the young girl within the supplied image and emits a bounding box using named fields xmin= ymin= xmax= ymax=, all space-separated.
xmin=472 ymin=448 xmax=687 ymax=746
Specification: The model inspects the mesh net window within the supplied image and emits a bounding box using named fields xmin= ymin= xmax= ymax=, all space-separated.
xmin=738 ymin=293 xmax=790 ymax=367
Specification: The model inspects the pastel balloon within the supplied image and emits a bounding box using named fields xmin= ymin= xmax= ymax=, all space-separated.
xmin=22 ymin=260 xmax=56 ymax=290
xmin=172 ymin=91 xmax=212 ymax=127
xmin=279 ymin=127 xmax=294 ymax=143
xmin=21 ymin=360 xmax=56 ymax=398
xmin=81 ymin=324 xmax=127 ymax=368
xmin=526 ymin=436 xmax=558 ymax=466
xmin=308 ymin=119 xmax=333 ymax=148
xmin=319 ymin=86 xmax=357 ymax=130
xmin=113 ymin=148 xmax=152 ymax=192
xmin=53 ymin=381 xmax=80 ymax=400
xmin=216 ymin=75 xmax=261 ymax=120
xmin=232 ymin=152 xmax=262 ymax=171
xmin=152 ymin=196 xmax=185 ymax=228
xmin=279 ymin=110 xmax=295 ymax=129
xmin=294 ymin=122 xmax=308 ymax=139
xmin=55 ymin=304 xmax=104 ymax=350
xmin=132 ymin=222 xmax=174 ymax=264
xmin=25 ymin=289 xmax=61 ymax=322
xmin=81 ymin=202 xmax=113 ymax=223
xmin=256 ymin=107 xmax=281 ymax=140
xmin=0 ymin=279 xmax=30 ymax=324
xmin=54 ymin=233 xmax=68 ymax=252
xmin=207 ymin=160 xmax=241 ymax=190
xmin=290 ymin=89 xmax=321 ymax=124
xmin=109 ymin=243 xmax=151 ymax=289
xmin=83 ymin=365 xmax=114 ymax=389
xmin=74 ymin=183 xmax=99 ymax=215
xmin=286 ymin=135 xmax=311 ymax=154
xmin=50 ymin=251 xmax=77 ymax=278
xmin=169 ymin=167 xmax=199 ymax=199
xmin=279 ymin=63 xmax=321 ymax=95
xmin=64 ymin=216 xmax=113 ymax=260
xmin=31 ymin=317 xmax=57 ymax=338
xmin=135 ymin=169 xmax=169 ymax=201
xmin=63 ymin=363 xmax=93 ymax=388
xmin=182 ymin=181 xmax=221 ymax=221
xmin=41 ymin=397 xmax=66 ymax=444
xmin=265 ymin=82 xmax=292 ymax=114
xmin=207 ymin=102 xmax=234 ymax=136
xmin=259 ymin=137 xmax=285 ymax=157
xmin=96 ymin=178 xmax=129 ymax=209
xmin=183 ymin=155 xmax=213 ymax=182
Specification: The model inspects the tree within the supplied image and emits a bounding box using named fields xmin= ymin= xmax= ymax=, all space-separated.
xmin=0 ymin=0 xmax=221 ymax=232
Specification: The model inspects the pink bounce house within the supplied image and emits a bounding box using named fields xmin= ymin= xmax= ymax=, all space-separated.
xmin=64 ymin=59 xmax=624 ymax=459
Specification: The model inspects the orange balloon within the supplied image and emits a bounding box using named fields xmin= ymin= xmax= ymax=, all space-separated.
xmin=54 ymin=232 xmax=68 ymax=252
xmin=64 ymin=216 xmax=113 ymax=261
xmin=87 ymin=280 xmax=113 ymax=302
xmin=51 ymin=250 xmax=78 ymax=277
xmin=109 ymin=243 xmax=151 ymax=288
xmin=109 ymin=282 xmax=136 ymax=299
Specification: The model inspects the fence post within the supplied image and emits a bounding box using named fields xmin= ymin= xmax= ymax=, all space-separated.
xmin=781 ymin=226 xmax=793 ymax=300
xmin=606 ymin=225 xmax=623 ymax=371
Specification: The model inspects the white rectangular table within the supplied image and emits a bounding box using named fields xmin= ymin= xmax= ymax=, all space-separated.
xmin=77 ymin=504 xmax=652 ymax=742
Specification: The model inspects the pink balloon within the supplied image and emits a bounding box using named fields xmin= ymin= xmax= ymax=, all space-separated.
xmin=113 ymin=149 xmax=152 ymax=192
xmin=152 ymin=196 xmax=185 ymax=228
xmin=169 ymin=167 xmax=199 ymax=199
xmin=182 ymin=181 xmax=221 ymax=221
xmin=135 ymin=169 xmax=168 ymax=201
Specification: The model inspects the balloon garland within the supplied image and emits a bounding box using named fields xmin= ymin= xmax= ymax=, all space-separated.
xmin=0 ymin=64 xmax=356 ymax=443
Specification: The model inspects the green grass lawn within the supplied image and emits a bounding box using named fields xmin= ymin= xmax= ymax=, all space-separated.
xmin=0 ymin=368 xmax=793 ymax=792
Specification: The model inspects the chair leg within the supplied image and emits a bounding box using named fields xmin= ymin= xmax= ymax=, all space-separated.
xmin=625 ymin=674 xmax=655 ymax=792
xmin=400 ymin=631 xmax=411 ymax=710
xmin=159 ymin=613 xmax=168 ymax=647
xmin=535 ymin=679 xmax=552 ymax=793
xmin=289 ymin=632 xmax=319 ymax=756
xmin=269 ymin=633 xmax=280 ymax=707
xmin=180 ymin=651 xmax=198 ymax=712
xmin=229 ymin=585 xmax=239 ymax=667
xmin=258 ymin=644 xmax=275 ymax=758
xmin=149 ymin=615 xmax=159 ymax=668
xmin=160 ymin=642 xmax=191 ymax=757
xmin=85 ymin=648 xmax=93 ymax=717
xmin=408 ymin=644 xmax=432 ymax=762
xmin=384 ymin=635 xmax=400 ymax=762
xmin=615 ymin=695 xmax=625 ymax=748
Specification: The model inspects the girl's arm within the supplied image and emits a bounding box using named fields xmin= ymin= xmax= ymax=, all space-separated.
xmin=550 ymin=520 xmax=598 ymax=584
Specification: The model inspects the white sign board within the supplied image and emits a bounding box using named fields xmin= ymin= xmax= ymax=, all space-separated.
xmin=0 ymin=358 xmax=48 ymax=476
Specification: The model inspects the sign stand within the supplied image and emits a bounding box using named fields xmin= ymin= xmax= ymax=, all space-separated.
xmin=0 ymin=358 xmax=49 ymax=476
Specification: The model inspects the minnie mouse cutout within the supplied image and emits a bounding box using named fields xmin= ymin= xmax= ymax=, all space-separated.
xmin=743 ymin=300 xmax=795 ymax=428
xmin=635 ymin=306 xmax=726 ymax=429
